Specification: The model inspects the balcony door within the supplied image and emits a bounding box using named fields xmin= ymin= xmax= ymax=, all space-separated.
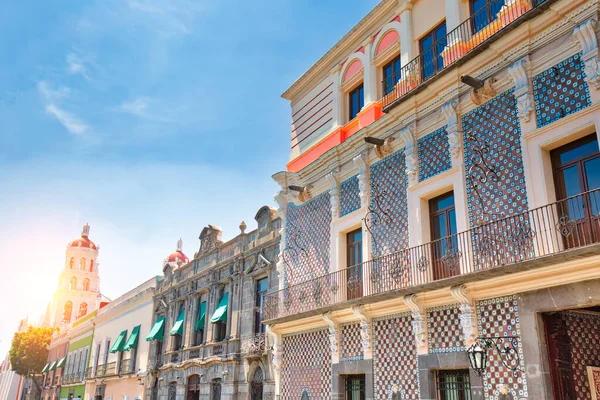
xmin=430 ymin=192 xmax=459 ymax=280
xmin=470 ymin=0 xmax=504 ymax=33
xmin=551 ymin=134 xmax=600 ymax=248
xmin=347 ymin=229 xmax=363 ymax=300
xmin=420 ymin=22 xmax=447 ymax=80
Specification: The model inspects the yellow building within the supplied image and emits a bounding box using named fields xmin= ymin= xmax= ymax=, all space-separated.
xmin=264 ymin=0 xmax=600 ymax=399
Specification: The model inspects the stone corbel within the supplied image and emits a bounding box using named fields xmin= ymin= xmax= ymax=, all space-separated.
xmin=326 ymin=171 xmax=340 ymax=219
xmin=265 ymin=325 xmax=282 ymax=393
xmin=573 ymin=19 xmax=600 ymax=89
xmin=507 ymin=59 xmax=534 ymax=122
xmin=403 ymin=294 xmax=428 ymax=354
xmin=469 ymin=79 xmax=496 ymax=106
xmin=450 ymin=284 xmax=478 ymax=348
xmin=322 ymin=312 xmax=341 ymax=364
xmin=351 ymin=305 xmax=373 ymax=359
xmin=400 ymin=124 xmax=418 ymax=185
xmin=353 ymin=153 xmax=370 ymax=209
xmin=441 ymin=99 xmax=462 ymax=159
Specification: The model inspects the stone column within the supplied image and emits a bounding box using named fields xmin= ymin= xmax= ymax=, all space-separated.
xmin=398 ymin=3 xmax=414 ymax=67
xmin=206 ymin=285 xmax=218 ymax=344
xmin=403 ymin=294 xmax=429 ymax=355
xmin=363 ymin=38 xmax=378 ymax=106
xmin=266 ymin=325 xmax=282 ymax=399
xmin=351 ymin=305 xmax=373 ymax=360
xmin=445 ymin=0 xmax=468 ymax=32
xmin=441 ymin=99 xmax=463 ymax=168
xmin=450 ymin=285 xmax=478 ymax=349
xmin=401 ymin=124 xmax=418 ymax=186
xmin=323 ymin=312 xmax=341 ymax=364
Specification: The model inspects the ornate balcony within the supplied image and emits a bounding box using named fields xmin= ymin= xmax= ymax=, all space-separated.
xmin=381 ymin=0 xmax=555 ymax=112
xmin=241 ymin=333 xmax=267 ymax=357
xmin=264 ymin=189 xmax=600 ymax=322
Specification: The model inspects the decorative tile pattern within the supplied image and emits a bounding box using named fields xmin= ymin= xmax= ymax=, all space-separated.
xmin=418 ymin=126 xmax=451 ymax=182
xmin=427 ymin=304 xmax=465 ymax=353
xmin=369 ymin=150 xmax=409 ymax=256
xmin=564 ymin=311 xmax=600 ymax=400
xmin=285 ymin=193 xmax=332 ymax=286
xmin=533 ymin=53 xmax=591 ymax=128
xmin=340 ymin=323 xmax=363 ymax=362
xmin=477 ymin=296 xmax=527 ymax=400
xmin=340 ymin=175 xmax=361 ymax=217
xmin=462 ymin=90 xmax=528 ymax=226
xmin=281 ymin=329 xmax=332 ymax=400
xmin=373 ymin=313 xmax=419 ymax=400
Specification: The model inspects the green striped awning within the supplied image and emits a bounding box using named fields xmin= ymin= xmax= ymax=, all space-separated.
xmin=49 ymin=361 xmax=57 ymax=371
xmin=41 ymin=363 xmax=50 ymax=373
xmin=210 ymin=293 xmax=229 ymax=324
xmin=169 ymin=309 xmax=185 ymax=336
xmin=194 ymin=302 xmax=207 ymax=332
xmin=56 ymin=356 xmax=66 ymax=368
xmin=123 ymin=325 xmax=141 ymax=351
xmin=109 ymin=330 xmax=128 ymax=353
xmin=145 ymin=316 xmax=165 ymax=342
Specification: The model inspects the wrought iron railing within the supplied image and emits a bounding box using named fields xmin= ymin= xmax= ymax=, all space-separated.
xmin=381 ymin=0 xmax=553 ymax=111
xmin=189 ymin=348 xmax=201 ymax=359
xmin=119 ymin=358 xmax=133 ymax=374
xmin=212 ymin=343 xmax=225 ymax=356
xmin=241 ymin=333 xmax=266 ymax=356
xmin=264 ymin=188 xmax=600 ymax=321
xmin=62 ymin=372 xmax=85 ymax=384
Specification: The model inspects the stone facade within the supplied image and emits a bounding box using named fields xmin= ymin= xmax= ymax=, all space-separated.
xmin=146 ymin=206 xmax=280 ymax=400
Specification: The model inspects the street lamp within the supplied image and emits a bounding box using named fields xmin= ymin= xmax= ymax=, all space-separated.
xmin=467 ymin=336 xmax=523 ymax=377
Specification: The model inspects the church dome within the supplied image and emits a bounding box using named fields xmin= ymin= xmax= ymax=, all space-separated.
xmin=164 ymin=238 xmax=189 ymax=267
xmin=69 ymin=223 xmax=98 ymax=250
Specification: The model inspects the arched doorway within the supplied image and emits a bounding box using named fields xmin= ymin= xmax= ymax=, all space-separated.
xmin=168 ymin=382 xmax=177 ymax=400
xmin=187 ymin=374 xmax=200 ymax=400
xmin=250 ymin=367 xmax=264 ymax=400
xmin=211 ymin=378 xmax=222 ymax=400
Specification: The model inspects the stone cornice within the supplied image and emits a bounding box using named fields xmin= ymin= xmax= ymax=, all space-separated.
xmin=281 ymin=0 xmax=397 ymax=101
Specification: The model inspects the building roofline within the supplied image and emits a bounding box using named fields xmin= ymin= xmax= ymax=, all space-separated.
xmin=281 ymin=0 xmax=398 ymax=101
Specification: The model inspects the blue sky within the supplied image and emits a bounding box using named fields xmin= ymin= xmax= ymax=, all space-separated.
xmin=0 ymin=0 xmax=380 ymax=358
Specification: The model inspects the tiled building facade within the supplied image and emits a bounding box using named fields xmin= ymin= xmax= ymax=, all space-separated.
xmin=264 ymin=0 xmax=600 ymax=399
xmin=146 ymin=206 xmax=280 ymax=400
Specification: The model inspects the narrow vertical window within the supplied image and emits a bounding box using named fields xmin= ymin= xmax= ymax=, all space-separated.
xmin=349 ymin=84 xmax=364 ymax=120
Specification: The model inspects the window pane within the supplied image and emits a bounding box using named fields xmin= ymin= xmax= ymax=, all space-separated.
xmin=432 ymin=214 xmax=447 ymax=240
xmin=431 ymin=192 xmax=455 ymax=212
xmin=557 ymin=137 xmax=599 ymax=165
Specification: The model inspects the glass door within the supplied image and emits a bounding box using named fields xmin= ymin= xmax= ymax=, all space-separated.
xmin=430 ymin=192 xmax=458 ymax=280
xmin=346 ymin=229 xmax=363 ymax=300
xmin=345 ymin=375 xmax=366 ymax=400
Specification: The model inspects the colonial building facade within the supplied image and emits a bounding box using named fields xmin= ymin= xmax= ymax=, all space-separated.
xmin=264 ymin=0 xmax=600 ymax=399
xmin=145 ymin=206 xmax=280 ymax=400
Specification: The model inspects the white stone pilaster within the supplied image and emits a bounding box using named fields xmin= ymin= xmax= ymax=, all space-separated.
xmin=363 ymin=39 xmax=378 ymax=106
xmin=441 ymin=99 xmax=462 ymax=167
xmin=573 ymin=19 xmax=600 ymax=104
xmin=266 ymin=325 xmax=281 ymax=395
xmin=403 ymin=294 xmax=428 ymax=355
xmin=351 ymin=305 xmax=373 ymax=360
xmin=399 ymin=4 xmax=414 ymax=67
xmin=450 ymin=284 xmax=478 ymax=348
xmin=323 ymin=312 xmax=341 ymax=364
xmin=330 ymin=66 xmax=344 ymax=129
xmin=353 ymin=153 xmax=370 ymax=209
xmin=400 ymin=124 xmax=418 ymax=186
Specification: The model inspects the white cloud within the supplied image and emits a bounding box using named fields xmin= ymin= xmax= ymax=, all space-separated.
xmin=125 ymin=0 xmax=207 ymax=36
xmin=37 ymin=81 xmax=89 ymax=136
xmin=120 ymin=97 xmax=149 ymax=117
xmin=67 ymin=53 xmax=90 ymax=79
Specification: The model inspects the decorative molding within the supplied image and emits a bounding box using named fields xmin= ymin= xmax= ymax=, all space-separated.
xmin=507 ymin=59 xmax=534 ymax=122
xmin=265 ymin=325 xmax=281 ymax=373
xmin=573 ymin=19 xmax=600 ymax=89
xmin=441 ymin=100 xmax=462 ymax=158
xmin=403 ymin=294 xmax=427 ymax=354
xmin=274 ymin=191 xmax=288 ymax=280
xmin=400 ymin=124 xmax=418 ymax=184
xmin=326 ymin=171 xmax=340 ymax=219
xmin=450 ymin=285 xmax=478 ymax=348
xmin=469 ymin=79 xmax=497 ymax=106
xmin=353 ymin=153 xmax=370 ymax=209
xmin=351 ymin=305 xmax=372 ymax=356
xmin=441 ymin=99 xmax=459 ymax=127
xmin=322 ymin=312 xmax=340 ymax=363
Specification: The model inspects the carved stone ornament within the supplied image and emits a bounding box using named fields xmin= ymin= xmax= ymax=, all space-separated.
xmin=400 ymin=124 xmax=417 ymax=180
xmin=326 ymin=171 xmax=340 ymax=218
xmin=441 ymin=99 xmax=458 ymax=127
xmin=469 ymin=79 xmax=496 ymax=106
xmin=450 ymin=284 xmax=478 ymax=347
xmin=507 ymin=59 xmax=534 ymax=122
xmin=441 ymin=100 xmax=462 ymax=158
xmin=573 ymin=19 xmax=600 ymax=89
xmin=403 ymin=294 xmax=427 ymax=353
xmin=322 ymin=312 xmax=339 ymax=357
xmin=351 ymin=305 xmax=372 ymax=354
xmin=199 ymin=225 xmax=223 ymax=255
xmin=265 ymin=326 xmax=281 ymax=373
xmin=353 ymin=153 xmax=369 ymax=208
xmin=373 ymin=137 xmax=395 ymax=159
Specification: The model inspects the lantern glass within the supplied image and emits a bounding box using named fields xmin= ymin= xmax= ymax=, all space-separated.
xmin=468 ymin=343 xmax=487 ymax=373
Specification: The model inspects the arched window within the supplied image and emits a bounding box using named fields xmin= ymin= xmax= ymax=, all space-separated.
xmin=69 ymin=277 xmax=77 ymax=290
xmin=300 ymin=389 xmax=310 ymax=400
xmin=89 ymin=260 xmax=94 ymax=272
xmin=80 ymin=258 xmax=86 ymax=270
xmin=83 ymin=278 xmax=90 ymax=291
xmin=78 ymin=303 xmax=88 ymax=319
xmin=69 ymin=257 xmax=74 ymax=269
xmin=211 ymin=379 xmax=222 ymax=400
xmin=63 ymin=301 xmax=73 ymax=323
xmin=187 ymin=374 xmax=200 ymax=400
xmin=250 ymin=368 xmax=264 ymax=400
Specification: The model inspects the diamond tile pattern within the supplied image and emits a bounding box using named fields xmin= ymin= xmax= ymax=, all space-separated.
xmin=340 ymin=175 xmax=361 ymax=217
xmin=564 ymin=311 xmax=600 ymax=400
xmin=418 ymin=126 xmax=451 ymax=182
xmin=369 ymin=150 xmax=409 ymax=256
xmin=340 ymin=323 xmax=363 ymax=362
xmin=462 ymin=90 xmax=528 ymax=226
xmin=373 ymin=313 xmax=419 ymax=400
xmin=533 ymin=53 xmax=591 ymax=128
xmin=477 ymin=296 xmax=527 ymax=399
xmin=281 ymin=329 xmax=332 ymax=400
xmin=286 ymin=193 xmax=332 ymax=286
xmin=427 ymin=304 xmax=465 ymax=353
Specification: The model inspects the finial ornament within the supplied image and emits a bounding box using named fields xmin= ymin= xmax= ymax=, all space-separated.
xmin=82 ymin=223 xmax=90 ymax=238
xmin=177 ymin=238 xmax=183 ymax=251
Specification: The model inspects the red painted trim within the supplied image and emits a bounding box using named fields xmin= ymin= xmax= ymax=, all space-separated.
xmin=291 ymin=98 xmax=333 ymax=133
xmin=291 ymin=117 xmax=333 ymax=149
xmin=291 ymin=82 xmax=334 ymax=118
xmin=287 ymin=102 xmax=383 ymax=172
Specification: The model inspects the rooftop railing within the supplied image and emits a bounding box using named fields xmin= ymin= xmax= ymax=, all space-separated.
xmin=381 ymin=0 xmax=554 ymax=111
xmin=264 ymin=188 xmax=600 ymax=321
